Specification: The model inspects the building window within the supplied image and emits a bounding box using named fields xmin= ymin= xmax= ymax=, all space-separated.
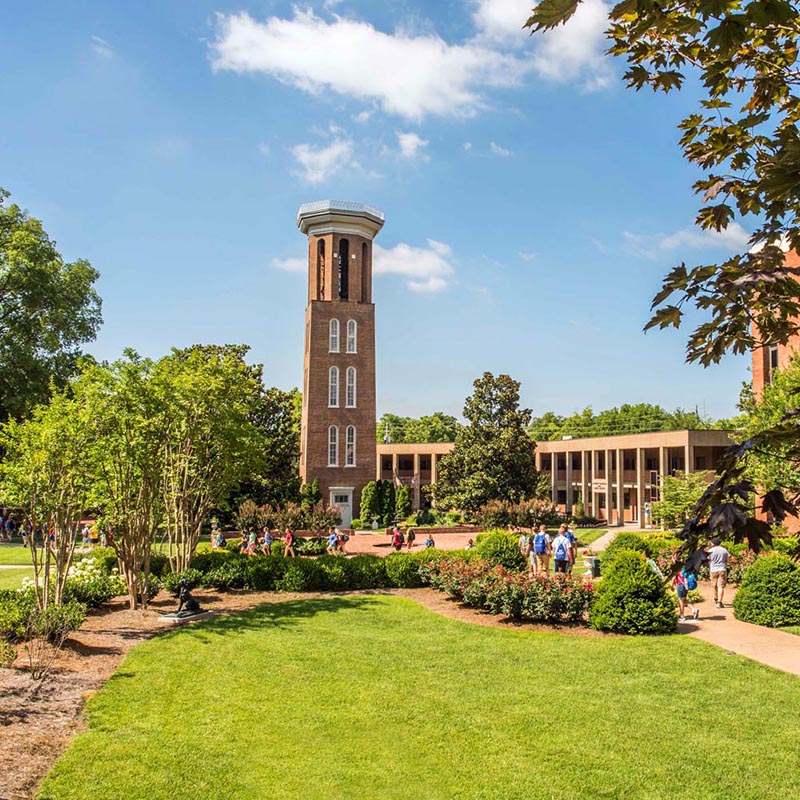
xmin=346 ymin=319 xmax=357 ymax=353
xmin=338 ymin=238 xmax=349 ymax=300
xmin=329 ymin=319 xmax=340 ymax=353
xmin=345 ymin=367 xmax=356 ymax=408
xmin=572 ymin=455 xmax=581 ymax=470
xmin=557 ymin=490 xmax=567 ymax=504
xmin=382 ymin=456 xmax=392 ymax=471
xmin=328 ymin=366 xmax=339 ymax=407
xmin=345 ymin=426 xmax=356 ymax=467
xmin=317 ymin=239 xmax=326 ymax=300
xmin=624 ymin=456 xmax=636 ymax=471
xmin=328 ymin=426 xmax=339 ymax=467
xmin=695 ymin=455 xmax=706 ymax=470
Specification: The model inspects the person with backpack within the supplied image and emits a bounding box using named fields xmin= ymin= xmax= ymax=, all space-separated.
xmin=528 ymin=525 xmax=551 ymax=575
xmin=406 ymin=528 xmax=416 ymax=551
xmin=327 ymin=529 xmax=339 ymax=555
xmin=565 ymin=525 xmax=577 ymax=574
xmin=551 ymin=525 xmax=571 ymax=574
xmin=391 ymin=527 xmax=404 ymax=551
xmin=284 ymin=529 xmax=296 ymax=558
xmin=673 ymin=561 xmax=700 ymax=621
xmin=518 ymin=528 xmax=529 ymax=561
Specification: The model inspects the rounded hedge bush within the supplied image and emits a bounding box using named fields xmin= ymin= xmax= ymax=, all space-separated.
xmin=474 ymin=530 xmax=526 ymax=571
xmin=602 ymin=532 xmax=649 ymax=564
xmin=733 ymin=554 xmax=800 ymax=627
xmin=589 ymin=551 xmax=676 ymax=635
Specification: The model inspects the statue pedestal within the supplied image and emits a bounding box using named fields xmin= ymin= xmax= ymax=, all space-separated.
xmin=159 ymin=610 xmax=211 ymax=624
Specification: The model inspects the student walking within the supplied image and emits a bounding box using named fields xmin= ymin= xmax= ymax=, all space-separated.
xmin=391 ymin=527 xmax=404 ymax=551
xmin=707 ymin=538 xmax=731 ymax=608
xmin=406 ymin=528 xmax=416 ymax=551
xmin=284 ymin=529 xmax=296 ymax=558
xmin=529 ymin=525 xmax=551 ymax=576
xmin=552 ymin=525 xmax=571 ymax=574
xmin=327 ymin=529 xmax=339 ymax=555
xmin=673 ymin=564 xmax=700 ymax=621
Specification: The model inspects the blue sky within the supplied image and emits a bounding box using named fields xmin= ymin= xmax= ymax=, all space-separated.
xmin=1 ymin=1 xmax=752 ymax=421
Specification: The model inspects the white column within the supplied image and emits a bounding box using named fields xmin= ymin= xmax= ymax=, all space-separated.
xmin=550 ymin=454 xmax=557 ymax=504
xmin=685 ymin=442 xmax=692 ymax=475
xmin=413 ymin=453 xmax=421 ymax=510
xmin=604 ymin=448 xmax=613 ymax=525
xmin=392 ymin=453 xmax=398 ymax=485
xmin=616 ymin=448 xmax=624 ymax=527
xmin=431 ymin=453 xmax=438 ymax=485
xmin=581 ymin=450 xmax=589 ymax=517
xmin=565 ymin=451 xmax=573 ymax=515
xmin=636 ymin=447 xmax=645 ymax=528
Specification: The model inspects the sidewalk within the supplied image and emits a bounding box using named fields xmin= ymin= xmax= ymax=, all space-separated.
xmin=680 ymin=585 xmax=800 ymax=677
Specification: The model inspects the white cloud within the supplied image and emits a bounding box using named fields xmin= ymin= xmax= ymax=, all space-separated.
xmin=91 ymin=35 xmax=113 ymax=58
xmin=530 ymin=0 xmax=613 ymax=90
xmin=518 ymin=250 xmax=538 ymax=261
xmin=472 ymin=0 xmax=532 ymax=43
xmin=490 ymin=141 xmax=512 ymax=157
xmin=258 ymin=142 xmax=271 ymax=156
xmin=374 ymin=239 xmax=456 ymax=292
xmin=211 ymin=9 xmax=530 ymax=119
xmin=272 ymin=256 xmax=307 ymax=273
xmin=395 ymin=131 xmax=429 ymax=160
xmin=624 ymin=222 xmax=751 ymax=259
xmin=463 ymin=142 xmax=473 ymax=151
xmin=289 ymin=138 xmax=357 ymax=184
xmin=353 ymin=110 xmax=372 ymax=123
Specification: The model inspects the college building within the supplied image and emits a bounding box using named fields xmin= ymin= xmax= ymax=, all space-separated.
xmin=297 ymin=200 xmax=797 ymax=529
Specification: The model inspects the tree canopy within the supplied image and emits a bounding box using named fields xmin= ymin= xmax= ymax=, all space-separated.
xmin=529 ymin=403 xmax=718 ymax=440
xmin=0 ymin=187 xmax=102 ymax=420
xmin=434 ymin=373 xmax=540 ymax=515
xmin=376 ymin=411 xmax=461 ymax=443
xmin=527 ymin=0 xmax=800 ymax=365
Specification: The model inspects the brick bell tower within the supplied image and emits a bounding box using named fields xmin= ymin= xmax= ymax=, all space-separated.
xmin=297 ymin=200 xmax=384 ymax=528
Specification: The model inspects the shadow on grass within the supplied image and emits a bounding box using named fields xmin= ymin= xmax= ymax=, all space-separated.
xmin=175 ymin=595 xmax=387 ymax=643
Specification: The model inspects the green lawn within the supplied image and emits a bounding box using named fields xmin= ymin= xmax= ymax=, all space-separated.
xmin=38 ymin=595 xmax=800 ymax=800
xmin=0 ymin=544 xmax=35 ymax=566
xmin=782 ymin=626 xmax=800 ymax=636
xmin=0 ymin=567 xmax=33 ymax=590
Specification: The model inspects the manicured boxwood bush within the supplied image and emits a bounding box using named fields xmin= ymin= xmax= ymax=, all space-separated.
xmin=474 ymin=530 xmax=526 ymax=571
xmin=275 ymin=558 xmax=323 ymax=592
xmin=602 ymin=532 xmax=649 ymax=564
xmin=734 ymin=554 xmax=800 ymax=627
xmin=590 ymin=551 xmax=677 ymax=635
xmin=163 ymin=569 xmax=204 ymax=595
xmin=384 ymin=552 xmax=425 ymax=588
xmin=0 ymin=589 xmax=35 ymax=642
xmin=345 ymin=555 xmax=388 ymax=589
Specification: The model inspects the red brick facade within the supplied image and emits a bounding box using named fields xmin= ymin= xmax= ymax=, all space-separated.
xmin=297 ymin=203 xmax=383 ymax=525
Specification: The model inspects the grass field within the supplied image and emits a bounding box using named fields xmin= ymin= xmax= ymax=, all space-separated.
xmin=0 ymin=544 xmax=35 ymax=566
xmin=783 ymin=626 xmax=800 ymax=636
xmin=38 ymin=594 xmax=800 ymax=800
xmin=0 ymin=567 xmax=33 ymax=590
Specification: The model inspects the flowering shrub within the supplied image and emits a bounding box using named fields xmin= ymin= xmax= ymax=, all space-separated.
xmin=422 ymin=558 xmax=595 ymax=624
xmin=63 ymin=560 xmax=125 ymax=607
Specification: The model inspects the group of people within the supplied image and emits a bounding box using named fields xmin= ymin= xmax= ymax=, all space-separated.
xmin=517 ymin=524 xmax=578 ymax=575
xmin=665 ymin=537 xmax=731 ymax=622
xmin=391 ymin=526 xmax=436 ymax=551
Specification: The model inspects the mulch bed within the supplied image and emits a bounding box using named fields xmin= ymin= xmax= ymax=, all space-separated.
xmin=0 ymin=587 xmax=603 ymax=800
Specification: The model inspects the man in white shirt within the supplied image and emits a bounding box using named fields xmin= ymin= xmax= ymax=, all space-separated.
xmin=707 ymin=537 xmax=731 ymax=608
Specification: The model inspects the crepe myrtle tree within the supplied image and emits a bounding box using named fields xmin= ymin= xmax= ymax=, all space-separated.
xmin=527 ymin=0 xmax=800 ymax=556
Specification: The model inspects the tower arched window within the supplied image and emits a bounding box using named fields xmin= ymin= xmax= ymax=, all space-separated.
xmin=345 ymin=425 xmax=356 ymax=467
xmin=328 ymin=366 xmax=339 ymax=408
xmin=345 ymin=367 xmax=356 ymax=408
xmin=361 ymin=242 xmax=369 ymax=303
xmin=346 ymin=319 xmax=357 ymax=353
xmin=328 ymin=426 xmax=339 ymax=467
xmin=329 ymin=319 xmax=340 ymax=353
xmin=338 ymin=238 xmax=349 ymax=300
xmin=317 ymin=239 xmax=326 ymax=300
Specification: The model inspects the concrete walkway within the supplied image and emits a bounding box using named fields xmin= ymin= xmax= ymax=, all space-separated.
xmin=680 ymin=585 xmax=800 ymax=677
xmin=585 ymin=529 xmax=618 ymax=552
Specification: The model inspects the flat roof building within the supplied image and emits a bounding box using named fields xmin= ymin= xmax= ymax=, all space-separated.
xmin=376 ymin=429 xmax=734 ymax=527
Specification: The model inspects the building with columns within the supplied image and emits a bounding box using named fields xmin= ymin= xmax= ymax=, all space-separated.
xmin=297 ymin=200 xmax=384 ymax=528
xmin=375 ymin=429 xmax=734 ymax=526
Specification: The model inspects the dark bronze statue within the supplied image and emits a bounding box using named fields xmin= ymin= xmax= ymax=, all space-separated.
xmin=176 ymin=578 xmax=202 ymax=617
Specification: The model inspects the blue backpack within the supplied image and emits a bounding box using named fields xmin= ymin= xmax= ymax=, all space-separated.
xmin=684 ymin=569 xmax=697 ymax=590
xmin=534 ymin=533 xmax=548 ymax=555
xmin=554 ymin=539 xmax=568 ymax=560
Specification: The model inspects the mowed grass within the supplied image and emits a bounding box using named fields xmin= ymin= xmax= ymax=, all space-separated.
xmin=38 ymin=595 xmax=800 ymax=800
xmin=0 ymin=544 xmax=35 ymax=565
xmin=0 ymin=567 xmax=33 ymax=590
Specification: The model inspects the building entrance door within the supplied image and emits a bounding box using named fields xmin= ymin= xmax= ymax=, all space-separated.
xmin=330 ymin=489 xmax=353 ymax=529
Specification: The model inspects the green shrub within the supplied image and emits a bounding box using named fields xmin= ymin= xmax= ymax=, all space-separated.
xmin=350 ymin=518 xmax=364 ymax=530
xmin=345 ymin=555 xmax=388 ymax=589
xmin=162 ymin=569 xmax=204 ymax=595
xmin=244 ymin=557 xmax=287 ymax=591
xmin=148 ymin=551 xmax=170 ymax=578
xmin=63 ymin=560 xmax=125 ymax=607
xmin=275 ymin=558 xmax=322 ymax=592
xmin=0 ymin=641 xmax=15 ymax=668
xmin=270 ymin=541 xmax=286 ymax=557
xmin=295 ymin=536 xmax=326 ymax=556
xmin=734 ymin=554 xmax=800 ymax=627
xmin=190 ymin=550 xmax=233 ymax=573
xmin=474 ymin=530 xmax=526 ymax=571
xmin=0 ymin=590 xmax=35 ymax=641
xmin=77 ymin=547 xmax=119 ymax=575
xmin=318 ymin=558 xmax=350 ymax=590
xmin=602 ymin=532 xmax=649 ymax=564
xmin=202 ymin=558 xmax=249 ymax=591
xmin=384 ymin=552 xmax=425 ymax=588
xmin=772 ymin=537 xmax=800 ymax=557
xmin=28 ymin=601 xmax=87 ymax=643
xmin=590 ymin=551 xmax=677 ymax=635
